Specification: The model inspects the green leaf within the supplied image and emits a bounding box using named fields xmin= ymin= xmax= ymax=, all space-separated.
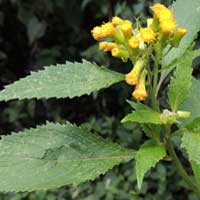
xmin=0 ymin=60 xmax=124 ymax=101
xmin=184 ymin=117 xmax=200 ymax=132
xmin=191 ymin=161 xmax=200 ymax=186
xmin=121 ymin=103 xmax=161 ymax=124
xmin=0 ymin=122 xmax=134 ymax=192
xmin=135 ymin=140 xmax=166 ymax=189
xmin=180 ymin=78 xmax=200 ymax=125
xmin=168 ymin=51 xmax=193 ymax=111
xmin=181 ymin=132 xmax=200 ymax=165
xmin=163 ymin=0 xmax=200 ymax=66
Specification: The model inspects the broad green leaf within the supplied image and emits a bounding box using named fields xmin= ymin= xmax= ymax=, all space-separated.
xmin=135 ymin=140 xmax=166 ymax=189
xmin=168 ymin=51 xmax=193 ymax=111
xmin=181 ymin=132 xmax=200 ymax=165
xmin=191 ymin=161 xmax=200 ymax=186
xmin=0 ymin=122 xmax=134 ymax=192
xmin=0 ymin=60 xmax=124 ymax=101
xmin=121 ymin=103 xmax=161 ymax=124
xmin=164 ymin=0 xmax=200 ymax=66
xmin=184 ymin=117 xmax=200 ymax=132
xmin=180 ymin=78 xmax=200 ymax=125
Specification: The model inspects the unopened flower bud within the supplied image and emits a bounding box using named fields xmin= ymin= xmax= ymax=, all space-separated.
xmin=177 ymin=111 xmax=191 ymax=119
xmin=99 ymin=42 xmax=117 ymax=51
xmin=111 ymin=47 xmax=129 ymax=61
xmin=160 ymin=109 xmax=177 ymax=124
xmin=171 ymin=28 xmax=187 ymax=47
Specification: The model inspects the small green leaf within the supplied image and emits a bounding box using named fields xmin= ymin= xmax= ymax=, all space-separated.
xmin=0 ymin=60 xmax=124 ymax=101
xmin=0 ymin=122 xmax=134 ymax=192
xmin=164 ymin=0 xmax=200 ymax=66
xmin=135 ymin=140 xmax=166 ymax=189
xmin=191 ymin=161 xmax=200 ymax=186
xmin=180 ymin=78 xmax=200 ymax=125
xmin=181 ymin=132 xmax=200 ymax=165
xmin=168 ymin=51 xmax=193 ymax=111
xmin=121 ymin=103 xmax=161 ymax=124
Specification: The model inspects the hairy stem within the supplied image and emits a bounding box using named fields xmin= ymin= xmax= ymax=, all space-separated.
xmin=166 ymin=137 xmax=200 ymax=197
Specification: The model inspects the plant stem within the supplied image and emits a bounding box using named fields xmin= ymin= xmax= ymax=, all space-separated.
xmin=151 ymin=54 xmax=160 ymax=112
xmin=166 ymin=136 xmax=200 ymax=197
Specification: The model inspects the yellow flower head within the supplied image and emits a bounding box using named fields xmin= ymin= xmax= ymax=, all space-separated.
xmin=120 ymin=20 xmax=133 ymax=35
xmin=176 ymin=28 xmax=187 ymax=37
xmin=158 ymin=8 xmax=174 ymax=21
xmin=125 ymin=59 xmax=145 ymax=85
xmin=150 ymin=3 xmax=166 ymax=19
xmin=91 ymin=26 xmax=103 ymax=40
xmin=140 ymin=27 xmax=156 ymax=43
xmin=160 ymin=19 xmax=176 ymax=34
xmin=112 ymin=16 xmax=124 ymax=26
xmin=132 ymin=69 xmax=148 ymax=101
xmin=99 ymin=42 xmax=117 ymax=52
xmin=128 ymin=36 xmax=140 ymax=48
xmin=101 ymin=22 xmax=115 ymax=37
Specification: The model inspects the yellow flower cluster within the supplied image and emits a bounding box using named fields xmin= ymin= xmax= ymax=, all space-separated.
xmin=91 ymin=16 xmax=156 ymax=62
xmin=91 ymin=3 xmax=187 ymax=101
xmin=150 ymin=3 xmax=187 ymax=46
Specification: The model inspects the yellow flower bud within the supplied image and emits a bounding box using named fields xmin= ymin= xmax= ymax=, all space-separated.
xmin=171 ymin=27 xmax=187 ymax=47
xmin=120 ymin=20 xmax=132 ymax=35
xmin=111 ymin=47 xmax=129 ymax=61
xmin=140 ymin=27 xmax=156 ymax=43
xmin=111 ymin=47 xmax=120 ymax=57
xmin=128 ymin=36 xmax=140 ymax=48
xmin=101 ymin=22 xmax=116 ymax=37
xmin=112 ymin=16 xmax=124 ymax=26
xmin=158 ymin=8 xmax=174 ymax=21
xmin=160 ymin=19 xmax=176 ymax=34
xmin=91 ymin=26 xmax=103 ymax=40
xmin=99 ymin=42 xmax=116 ymax=51
xmin=176 ymin=28 xmax=187 ymax=37
xmin=150 ymin=3 xmax=166 ymax=19
xmin=125 ymin=59 xmax=145 ymax=86
xmin=132 ymin=69 xmax=148 ymax=101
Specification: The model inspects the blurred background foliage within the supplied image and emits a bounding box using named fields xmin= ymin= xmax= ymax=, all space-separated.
xmin=0 ymin=0 xmax=199 ymax=199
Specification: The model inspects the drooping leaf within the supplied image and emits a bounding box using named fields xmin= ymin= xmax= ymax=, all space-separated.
xmin=181 ymin=132 xmax=200 ymax=165
xmin=180 ymin=78 xmax=200 ymax=125
xmin=135 ymin=140 xmax=166 ymax=189
xmin=121 ymin=103 xmax=161 ymax=124
xmin=163 ymin=0 xmax=200 ymax=66
xmin=0 ymin=122 xmax=134 ymax=192
xmin=0 ymin=60 xmax=124 ymax=101
xmin=191 ymin=161 xmax=200 ymax=186
xmin=168 ymin=51 xmax=194 ymax=111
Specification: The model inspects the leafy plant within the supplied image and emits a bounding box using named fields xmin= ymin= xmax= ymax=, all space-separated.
xmin=0 ymin=0 xmax=200 ymax=198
